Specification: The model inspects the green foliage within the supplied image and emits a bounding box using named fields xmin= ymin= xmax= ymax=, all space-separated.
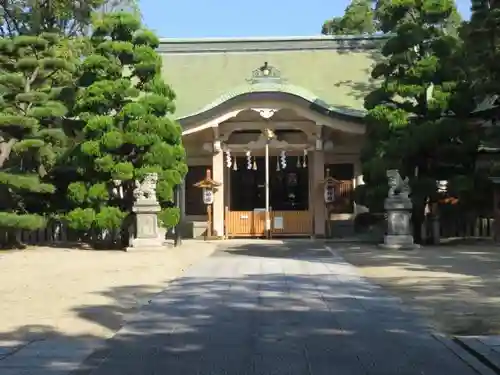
xmin=465 ymin=0 xmax=500 ymax=91
xmin=66 ymin=208 xmax=96 ymax=231
xmin=0 ymin=0 xmax=139 ymax=38
xmin=322 ymin=0 xmax=378 ymax=35
xmin=322 ymin=0 xmax=462 ymax=36
xmin=95 ymin=206 xmax=127 ymax=230
xmin=64 ymin=12 xmax=186 ymax=233
xmin=461 ymin=1 xmax=500 ymax=178
xmin=0 ymin=212 xmax=46 ymax=230
xmin=354 ymin=1 xmax=477 ymax=241
xmin=67 ymin=182 xmax=87 ymax=204
xmin=0 ymin=32 xmax=73 ymax=231
xmin=97 ymin=0 xmax=140 ymax=16
xmin=88 ymin=183 xmax=109 ymax=202
xmin=0 ymin=172 xmax=54 ymax=193
xmin=158 ymin=207 xmax=180 ymax=229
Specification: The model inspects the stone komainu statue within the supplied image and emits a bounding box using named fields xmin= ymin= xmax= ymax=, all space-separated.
xmin=387 ymin=169 xmax=410 ymax=198
xmin=133 ymin=173 xmax=159 ymax=201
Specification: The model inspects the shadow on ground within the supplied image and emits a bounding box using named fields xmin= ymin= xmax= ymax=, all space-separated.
xmin=220 ymin=240 xmax=330 ymax=260
xmin=0 ymin=281 xmax=166 ymax=368
xmin=0 ymin=240 xmax=480 ymax=374
xmin=334 ymin=243 xmax=500 ymax=335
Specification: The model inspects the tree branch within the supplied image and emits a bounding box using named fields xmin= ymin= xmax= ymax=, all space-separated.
xmin=22 ymin=66 xmax=40 ymax=113
xmin=0 ymin=137 xmax=17 ymax=168
xmin=26 ymin=67 xmax=40 ymax=91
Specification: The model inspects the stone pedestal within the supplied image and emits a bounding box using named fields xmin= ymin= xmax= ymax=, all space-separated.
xmin=380 ymin=196 xmax=419 ymax=250
xmin=431 ymin=215 xmax=440 ymax=244
xmin=127 ymin=199 xmax=165 ymax=250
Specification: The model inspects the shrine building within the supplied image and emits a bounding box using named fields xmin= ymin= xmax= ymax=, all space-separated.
xmin=158 ymin=35 xmax=386 ymax=238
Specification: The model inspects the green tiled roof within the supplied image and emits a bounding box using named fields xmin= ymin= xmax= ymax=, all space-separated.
xmin=189 ymin=79 xmax=365 ymax=119
xmin=158 ymin=36 xmax=385 ymax=119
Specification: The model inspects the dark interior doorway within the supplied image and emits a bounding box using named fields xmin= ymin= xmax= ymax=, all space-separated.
xmin=230 ymin=156 xmax=309 ymax=211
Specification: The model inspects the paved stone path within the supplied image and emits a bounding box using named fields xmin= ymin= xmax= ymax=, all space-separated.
xmin=456 ymin=336 xmax=500 ymax=372
xmin=73 ymin=242 xmax=485 ymax=374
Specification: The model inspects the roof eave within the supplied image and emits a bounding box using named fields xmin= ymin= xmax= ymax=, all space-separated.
xmin=176 ymin=89 xmax=366 ymax=126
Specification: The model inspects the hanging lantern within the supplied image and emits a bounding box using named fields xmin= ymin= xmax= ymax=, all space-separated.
xmin=276 ymin=156 xmax=280 ymax=171
xmin=302 ymin=149 xmax=307 ymax=168
xmin=252 ymin=157 xmax=257 ymax=170
xmin=296 ymin=155 xmax=301 ymax=168
xmin=232 ymin=156 xmax=238 ymax=171
xmin=225 ymin=150 xmax=232 ymax=168
xmin=246 ymin=150 xmax=252 ymax=170
xmin=280 ymin=150 xmax=287 ymax=169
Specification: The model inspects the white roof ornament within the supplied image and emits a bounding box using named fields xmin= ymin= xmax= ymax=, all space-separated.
xmin=247 ymin=62 xmax=285 ymax=84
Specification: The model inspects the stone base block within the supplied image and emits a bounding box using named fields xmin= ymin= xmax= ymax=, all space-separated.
xmin=203 ymin=235 xmax=224 ymax=240
xmin=379 ymin=235 xmax=420 ymax=250
xmin=127 ymin=237 xmax=165 ymax=251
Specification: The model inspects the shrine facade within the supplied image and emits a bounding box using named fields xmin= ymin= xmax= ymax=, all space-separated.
xmin=158 ymin=35 xmax=386 ymax=237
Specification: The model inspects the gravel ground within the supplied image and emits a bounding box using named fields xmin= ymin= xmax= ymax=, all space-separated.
xmin=334 ymin=242 xmax=500 ymax=335
xmin=0 ymin=241 xmax=216 ymax=351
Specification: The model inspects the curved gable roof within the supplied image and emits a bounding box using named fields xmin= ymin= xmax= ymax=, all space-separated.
xmin=159 ymin=35 xmax=384 ymax=119
xmin=178 ymin=81 xmax=365 ymax=121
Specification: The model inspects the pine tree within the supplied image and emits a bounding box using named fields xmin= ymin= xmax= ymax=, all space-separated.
xmin=97 ymin=0 xmax=140 ymax=15
xmin=64 ymin=12 xmax=186 ymax=245
xmin=462 ymin=1 xmax=500 ymax=180
xmin=463 ymin=1 xmax=500 ymax=110
xmin=0 ymin=0 xmax=138 ymax=37
xmin=322 ymin=0 xmax=378 ymax=35
xmin=321 ymin=0 xmax=462 ymax=36
xmin=0 ymin=32 xmax=74 ymax=235
xmin=355 ymin=0 xmax=478 ymax=243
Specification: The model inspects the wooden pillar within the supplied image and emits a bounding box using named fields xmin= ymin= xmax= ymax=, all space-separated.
xmin=206 ymin=204 xmax=212 ymax=239
xmin=309 ymin=152 xmax=315 ymax=238
xmin=212 ymin=151 xmax=224 ymax=237
xmin=313 ymin=150 xmax=326 ymax=237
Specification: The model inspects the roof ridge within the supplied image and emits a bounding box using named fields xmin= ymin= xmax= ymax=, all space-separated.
xmin=157 ymin=34 xmax=388 ymax=54
xmin=158 ymin=34 xmax=389 ymax=43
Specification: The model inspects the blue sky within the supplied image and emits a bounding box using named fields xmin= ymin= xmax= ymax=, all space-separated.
xmin=140 ymin=0 xmax=472 ymax=39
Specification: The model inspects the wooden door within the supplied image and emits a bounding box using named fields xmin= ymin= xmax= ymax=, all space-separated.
xmin=252 ymin=211 xmax=266 ymax=236
xmin=271 ymin=211 xmax=312 ymax=236
xmin=226 ymin=211 xmax=265 ymax=237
